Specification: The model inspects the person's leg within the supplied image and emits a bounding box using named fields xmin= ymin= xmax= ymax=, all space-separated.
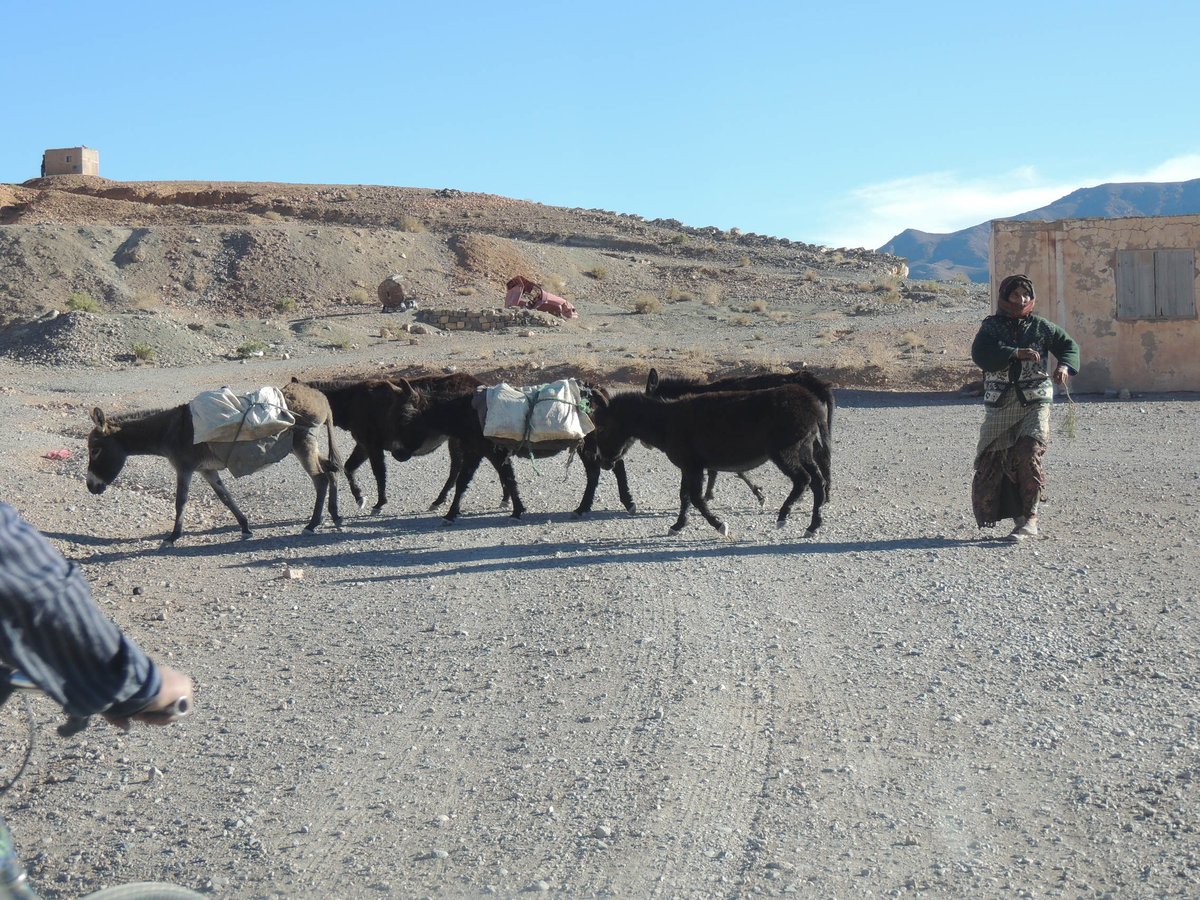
xmin=1007 ymin=435 xmax=1046 ymax=539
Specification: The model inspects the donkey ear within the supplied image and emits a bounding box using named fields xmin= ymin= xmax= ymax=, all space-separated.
xmin=646 ymin=368 xmax=660 ymax=393
xmin=290 ymin=375 xmax=300 ymax=383
xmin=387 ymin=378 xmax=413 ymax=399
xmin=91 ymin=407 xmax=109 ymax=431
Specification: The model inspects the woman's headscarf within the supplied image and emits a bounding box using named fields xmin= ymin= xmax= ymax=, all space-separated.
xmin=998 ymin=274 xmax=1035 ymax=303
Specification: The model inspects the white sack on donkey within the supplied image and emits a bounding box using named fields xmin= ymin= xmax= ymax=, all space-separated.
xmin=480 ymin=379 xmax=595 ymax=443
xmin=189 ymin=386 xmax=297 ymax=477
xmin=189 ymin=386 xmax=296 ymax=443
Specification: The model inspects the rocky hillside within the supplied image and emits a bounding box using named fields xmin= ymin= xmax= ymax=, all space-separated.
xmin=0 ymin=176 xmax=988 ymax=392
xmin=1 ymin=176 xmax=906 ymax=325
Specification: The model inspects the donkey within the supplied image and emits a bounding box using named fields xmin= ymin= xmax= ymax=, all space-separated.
xmin=589 ymin=385 xmax=828 ymax=537
xmin=86 ymin=380 xmax=344 ymax=545
xmin=295 ymin=375 xmax=490 ymax=514
xmin=644 ymin=367 xmax=835 ymax=503
xmin=380 ymin=377 xmax=635 ymax=522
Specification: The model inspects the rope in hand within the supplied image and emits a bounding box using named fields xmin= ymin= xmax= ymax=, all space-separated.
xmin=1060 ymin=379 xmax=1078 ymax=439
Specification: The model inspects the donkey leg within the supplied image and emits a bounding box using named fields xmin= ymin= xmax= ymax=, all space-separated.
xmin=430 ymin=441 xmax=460 ymax=511
xmin=490 ymin=451 xmax=525 ymax=518
xmin=736 ymin=472 xmax=767 ymax=507
xmin=815 ymin=438 xmax=832 ymax=502
xmin=669 ymin=475 xmax=692 ymax=534
xmin=200 ymin=470 xmax=251 ymax=540
xmin=366 ymin=446 xmax=388 ymax=513
xmin=573 ymin=456 xmax=602 ymax=518
xmin=686 ymin=469 xmax=729 ymax=536
xmin=292 ymin=432 xmax=330 ymax=532
xmin=801 ymin=458 xmax=826 ymax=535
xmin=325 ymin=467 xmax=342 ymax=528
xmin=165 ymin=470 xmax=194 ymax=545
xmin=703 ymin=470 xmax=718 ymax=501
xmin=613 ymin=459 xmax=637 ymax=513
xmin=342 ymin=443 xmax=370 ymax=509
xmin=443 ymin=453 xmax=483 ymax=522
xmin=303 ymin=473 xmax=330 ymax=533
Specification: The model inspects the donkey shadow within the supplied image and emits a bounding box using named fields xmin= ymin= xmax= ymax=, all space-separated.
xmin=263 ymin=533 xmax=974 ymax=584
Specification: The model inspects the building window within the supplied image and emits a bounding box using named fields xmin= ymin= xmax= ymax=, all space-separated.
xmin=1115 ymin=249 xmax=1197 ymax=320
xmin=65 ymin=155 xmax=72 ymax=162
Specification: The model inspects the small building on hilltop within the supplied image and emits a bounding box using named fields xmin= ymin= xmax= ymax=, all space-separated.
xmin=41 ymin=146 xmax=99 ymax=177
xmin=991 ymin=215 xmax=1200 ymax=393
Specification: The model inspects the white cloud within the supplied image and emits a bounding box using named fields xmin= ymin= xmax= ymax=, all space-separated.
xmin=821 ymin=154 xmax=1200 ymax=250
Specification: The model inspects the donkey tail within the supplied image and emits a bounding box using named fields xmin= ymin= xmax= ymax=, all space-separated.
xmin=322 ymin=419 xmax=345 ymax=474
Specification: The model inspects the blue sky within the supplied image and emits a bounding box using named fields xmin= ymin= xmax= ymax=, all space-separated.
xmin=4 ymin=0 xmax=1199 ymax=249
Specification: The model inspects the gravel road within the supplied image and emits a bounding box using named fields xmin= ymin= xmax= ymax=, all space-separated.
xmin=1 ymin=355 xmax=1197 ymax=899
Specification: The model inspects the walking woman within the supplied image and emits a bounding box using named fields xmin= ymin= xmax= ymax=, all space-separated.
xmin=971 ymin=274 xmax=1081 ymax=541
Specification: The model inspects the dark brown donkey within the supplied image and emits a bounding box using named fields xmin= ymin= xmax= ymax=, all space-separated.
xmin=381 ymin=377 xmax=635 ymax=523
xmin=295 ymin=375 xmax=492 ymax=514
xmin=86 ymin=381 xmax=343 ymax=545
xmin=644 ymin=367 xmax=835 ymax=503
xmin=589 ymin=385 xmax=828 ymax=537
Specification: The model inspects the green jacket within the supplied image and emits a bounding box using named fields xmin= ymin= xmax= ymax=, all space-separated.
xmin=971 ymin=314 xmax=1081 ymax=407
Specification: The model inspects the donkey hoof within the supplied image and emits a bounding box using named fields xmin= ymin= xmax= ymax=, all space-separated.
xmin=804 ymin=527 xmax=818 ymax=539
xmin=668 ymin=525 xmax=684 ymax=535
xmin=718 ymin=523 xmax=730 ymax=537
xmin=776 ymin=518 xmax=787 ymax=529
xmin=627 ymin=503 xmax=638 ymax=514
xmin=355 ymin=497 xmax=367 ymax=510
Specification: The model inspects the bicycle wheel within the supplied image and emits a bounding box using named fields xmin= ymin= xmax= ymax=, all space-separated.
xmin=79 ymin=883 xmax=205 ymax=899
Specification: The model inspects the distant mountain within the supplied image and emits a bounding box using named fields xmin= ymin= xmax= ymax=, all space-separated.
xmin=879 ymin=178 xmax=1200 ymax=282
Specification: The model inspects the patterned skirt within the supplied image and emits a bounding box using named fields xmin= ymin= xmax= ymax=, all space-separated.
xmin=972 ymin=396 xmax=1050 ymax=528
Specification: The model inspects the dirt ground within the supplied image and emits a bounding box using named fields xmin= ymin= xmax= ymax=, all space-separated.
xmin=0 ymin=179 xmax=1197 ymax=899
xmin=0 ymin=347 xmax=1197 ymax=899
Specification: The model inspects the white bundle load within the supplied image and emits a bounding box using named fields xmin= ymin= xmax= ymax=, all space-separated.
xmin=189 ymin=386 xmax=296 ymax=444
xmin=482 ymin=379 xmax=594 ymax=443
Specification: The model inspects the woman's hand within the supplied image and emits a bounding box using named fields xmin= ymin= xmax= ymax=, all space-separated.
xmin=1014 ymin=348 xmax=1041 ymax=364
xmin=1053 ymin=364 xmax=1070 ymax=386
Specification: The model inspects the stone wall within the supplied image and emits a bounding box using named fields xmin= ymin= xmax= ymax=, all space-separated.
xmin=414 ymin=307 xmax=563 ymax=332
xmin=992 ymin=215 xmax=1200 ymax=392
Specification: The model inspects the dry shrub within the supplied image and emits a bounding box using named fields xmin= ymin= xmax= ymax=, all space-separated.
xmin=898 ymin=331 xmax=925 ymax=350
xmin=633 ymin=294 xmax=663 ymax=314
xmin=545 ymin=274 xmax=568 ymax=294
xmin=348 ymin=288 xmax=371 ymax=305
xmin=749 ymin=299 xmax=768 ymax=314
xmin=397 ymin=215 xmax=426 ymax=233
xmin=455 ymin=286 xmax=477 ymax=296
xmin=666 ymin=287 xmax=695 ymax=302
xmin=67 ymin=292 xmax=100 ymax=312
xmin=702 ymin=285 xmax=722 ymax=307
xmin=802 ymin=269 xmax=820 ymax=283
xmin=262 ymin=210 xmax=284 ymax=222
xmin=737 ymin=256 xmax=752 ymax=267
xmin=131 ymin=342 xmax=156 ymax=362
xmin=729 ymin=314 xmax=753 ymax=327
xmin=585 ymin=266 xmax=608 ymax=280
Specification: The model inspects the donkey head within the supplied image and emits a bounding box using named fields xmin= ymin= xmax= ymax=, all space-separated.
xmin=585 ymin=390 xmax=635 ymax=470
xmin=86 ymin=407 xmax=128 ymax=494
xmin=379 ymin=379 xmax=423 ymax=462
